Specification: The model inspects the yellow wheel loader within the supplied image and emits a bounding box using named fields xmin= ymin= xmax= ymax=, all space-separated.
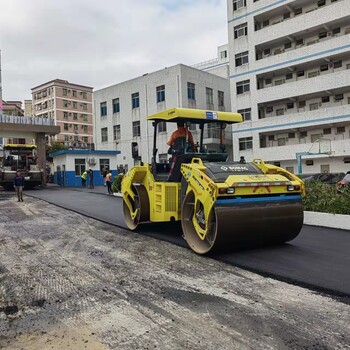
xmin=122 ymin=108 xmax=305 ymax=254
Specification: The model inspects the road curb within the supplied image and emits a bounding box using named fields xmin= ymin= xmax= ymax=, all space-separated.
xmin=304 ymin=211 xmax=350 ymax=231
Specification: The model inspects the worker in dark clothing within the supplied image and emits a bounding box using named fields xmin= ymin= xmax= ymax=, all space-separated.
xmin=88 ymin=168 xmax=94 ymax=189
xmin=14 ymin=171 xmax=25 ymax=202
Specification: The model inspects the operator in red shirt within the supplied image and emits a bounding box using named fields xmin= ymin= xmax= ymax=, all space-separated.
xmin=167 ymin=121 xmax=196 ymax=152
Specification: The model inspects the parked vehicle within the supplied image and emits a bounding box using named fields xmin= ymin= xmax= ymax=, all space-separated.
xmin=301 ymin=172 xmax=345 ymax=185
xmin=0 ymin=144 xmax=43 ymax=190
xmin=336 ymin=172 xmax=350 ymax=193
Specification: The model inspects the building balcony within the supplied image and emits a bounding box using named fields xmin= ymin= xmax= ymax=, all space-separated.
xmin=255 ymin=68 xmax=350 ymax=104
xmin=234 ymin=103 xmax=350 ymax=134
xmin=255 ymin=138 xmax=349 ymax=161
xmin=253 ymin=0 xmax=349 ymax=45
xmin=253 ymin=33 xmax=350 ymax=72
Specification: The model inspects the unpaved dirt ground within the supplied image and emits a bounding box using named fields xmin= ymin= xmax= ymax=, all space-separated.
xmin=0 ymin=195 xmax=349 ymax=350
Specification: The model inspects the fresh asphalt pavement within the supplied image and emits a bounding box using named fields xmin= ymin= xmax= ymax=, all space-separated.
xmin=26 ymin=185 xmax=350 ymax=300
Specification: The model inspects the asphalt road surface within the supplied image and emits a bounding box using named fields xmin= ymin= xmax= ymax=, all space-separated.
xmin=1 ymin=195 xmax=349 ymax=349
xmin=27 ymin=186 xmax=350 ymax=300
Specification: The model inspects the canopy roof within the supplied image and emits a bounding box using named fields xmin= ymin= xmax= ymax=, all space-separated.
xmin=147 ymin=108 xmax=242 ymax=124
xmin=4 ymin=144 xmax=36 ymax=150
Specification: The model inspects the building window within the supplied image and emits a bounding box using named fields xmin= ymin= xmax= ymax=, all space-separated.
xmin=132 ymin=93 xmax=140 ymax=109
xmin=73 ymin=113 xmax=78 ymax=120
xmin=158 ymin=121 xmax=167 ymax=133
xmin=82 ymin=92 xmax=87 ymax=99
xmin=220 ymin=50 xmax=227 ymax=59
xmin=132 ymin=121 xmax=140 ymax=137
xmin=234 ymin=22 xmax=248 ymax=39
xmin=187 ymin=82 xmax=195 ymax=100
xmin=323 ymin=128 xmax=332 ymax=135
xmin=73 ymin=101 xmax=78 ymax=109
xmin=300 ymin=131 xmax=307 ymax=138
xmin=336 ymin=126 xmax=345 ymax=134
xmin=100 ymin=102 xmax=107 ymax=116
xmin=238 ymin=108 xmax=251 ymax=121
xmin=218 ymin=91 xmax=225 ymax=107
xmin=235 ymin=51 xmax=249 ymax=66
xmin=334 ymin=61 xmax=342 ymax=69
xmin=64 ymin=123 xmax=68 ymax=131
xmin=332 ymin=27 xmax=341 ymax=35
xmin=63 ymin=88 xmax=67 ymax=96
xmin=320 ymin=64 xmax=329 ymax=72
xmin=239 ymin=137 xmax=253 ymax=150
xmin=233 ymin=0 xmax=246 ymax=11
xmin=294 ymin=8 xmax=302 ymax=16
xmin=64 ymin=135 xmax=69 ymax=142
xmin=296 ymin=38 xmax=304 ymax=46
xmin=318 ymin=0 xmax=326 ymax=6
xmin=82 ymin=125 xmax=88 ymax=133
xmin=73 ymin=124 xmax=78 ymax=131
xmin=81 ymin=114 xmax=88 ymax=121
xmin=334 ymin=94 xmax=344 ymax=101
xmin=276 ymin=108 xmax=284 ymax=116
xmin=321 ymin=96 xmax=330 ymax=103
xmin=156 ymin=85 xmax=165 ymax=103
xmin=82 ymin=103 xmax=87 ymax=111
xmin=113 ymin=124 xmax=121 ymax=141
xmin=99 ymin=159 xmax=110 ymax=175
xmin=296 ymin=70 xmax=305 ymax=77
xmin=288 ymin=132 xmax=295 ymax=139
xmin=72 ymin=90 xmax=77 ymax=97
xmin=75 ymin=159 xmax=86 ymax=176
xmin=298 ymin=101 xmax=306 ymax=108
xmin=206 ymin=87 xmax=213 ymax=108
xmin=63 ymin=112 xmax=68 ymax=119
xmin=236 ymin=80 xmax=250 ymax=95
xmin=286 ymin=73 xmax=293 ymax=80
xmin=63 ymin=100 xmax=68 ymax=107
xmin=101 ymin=127 xmax=108 ymax=142
xmin=113 ymin=98 xmax=120 ymax=113
xmin=286 ymin=102 xmax=294 ymax=109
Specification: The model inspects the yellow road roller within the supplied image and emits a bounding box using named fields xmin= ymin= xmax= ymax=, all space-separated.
xmin=122 ymin=108 xmax=305 ymax=254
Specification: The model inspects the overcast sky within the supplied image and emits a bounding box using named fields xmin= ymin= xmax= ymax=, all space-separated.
xmin=0 ymin=0 xmax=228 ymax=102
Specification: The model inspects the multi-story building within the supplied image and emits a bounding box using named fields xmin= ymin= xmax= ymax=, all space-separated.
xmin=192 ymin=44 xmax=230 ymax=78
xmin=24 ymin=99 xmax=33 ymax=117
xmin=31 ymin=79 xmax=94 ymax=149
xmin=228 ymin=0 xmax=350 ymax=174
xmin=93 ymin=64 xmax=231 ymax=172
xmin=2 ymin=100 xmax=24 ymax=116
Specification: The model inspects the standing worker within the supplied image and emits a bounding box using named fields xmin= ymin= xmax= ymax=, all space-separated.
xmin=88 ymin=168 xmax=94 ymax=189
xmin=81 ymin=170 xmax=88 ymax=188
xmin=14 ymin=171 xmax=24 ymax=202
xmin=106 ymin=172 xmax=112 ymax=195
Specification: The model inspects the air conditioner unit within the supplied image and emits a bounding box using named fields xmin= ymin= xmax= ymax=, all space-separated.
xmin=87 ymin=158 xmax=96 ymax=165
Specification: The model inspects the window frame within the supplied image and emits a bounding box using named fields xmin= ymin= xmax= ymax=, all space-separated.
xmin=101 ymin=127 xmax=108 ymax=142
xmin=156 ymin=85 xmax=165 ymax=103
xmin=132 ymin=121 xmax=141 ymax=137
xmin=132 ymin=92 xmax=140 ymax=109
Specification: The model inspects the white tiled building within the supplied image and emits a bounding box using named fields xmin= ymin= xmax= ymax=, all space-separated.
xmin=228 ymin=0 xmax=350 ymax=174
xmin=93 ymin=64 xmax=231 ymax=172
xmin=192 ymin=44 xmax=230 ymax=78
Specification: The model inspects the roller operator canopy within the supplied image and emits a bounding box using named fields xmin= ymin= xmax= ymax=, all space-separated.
xmin=147 ymin=108 xmax=243 ymax=124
